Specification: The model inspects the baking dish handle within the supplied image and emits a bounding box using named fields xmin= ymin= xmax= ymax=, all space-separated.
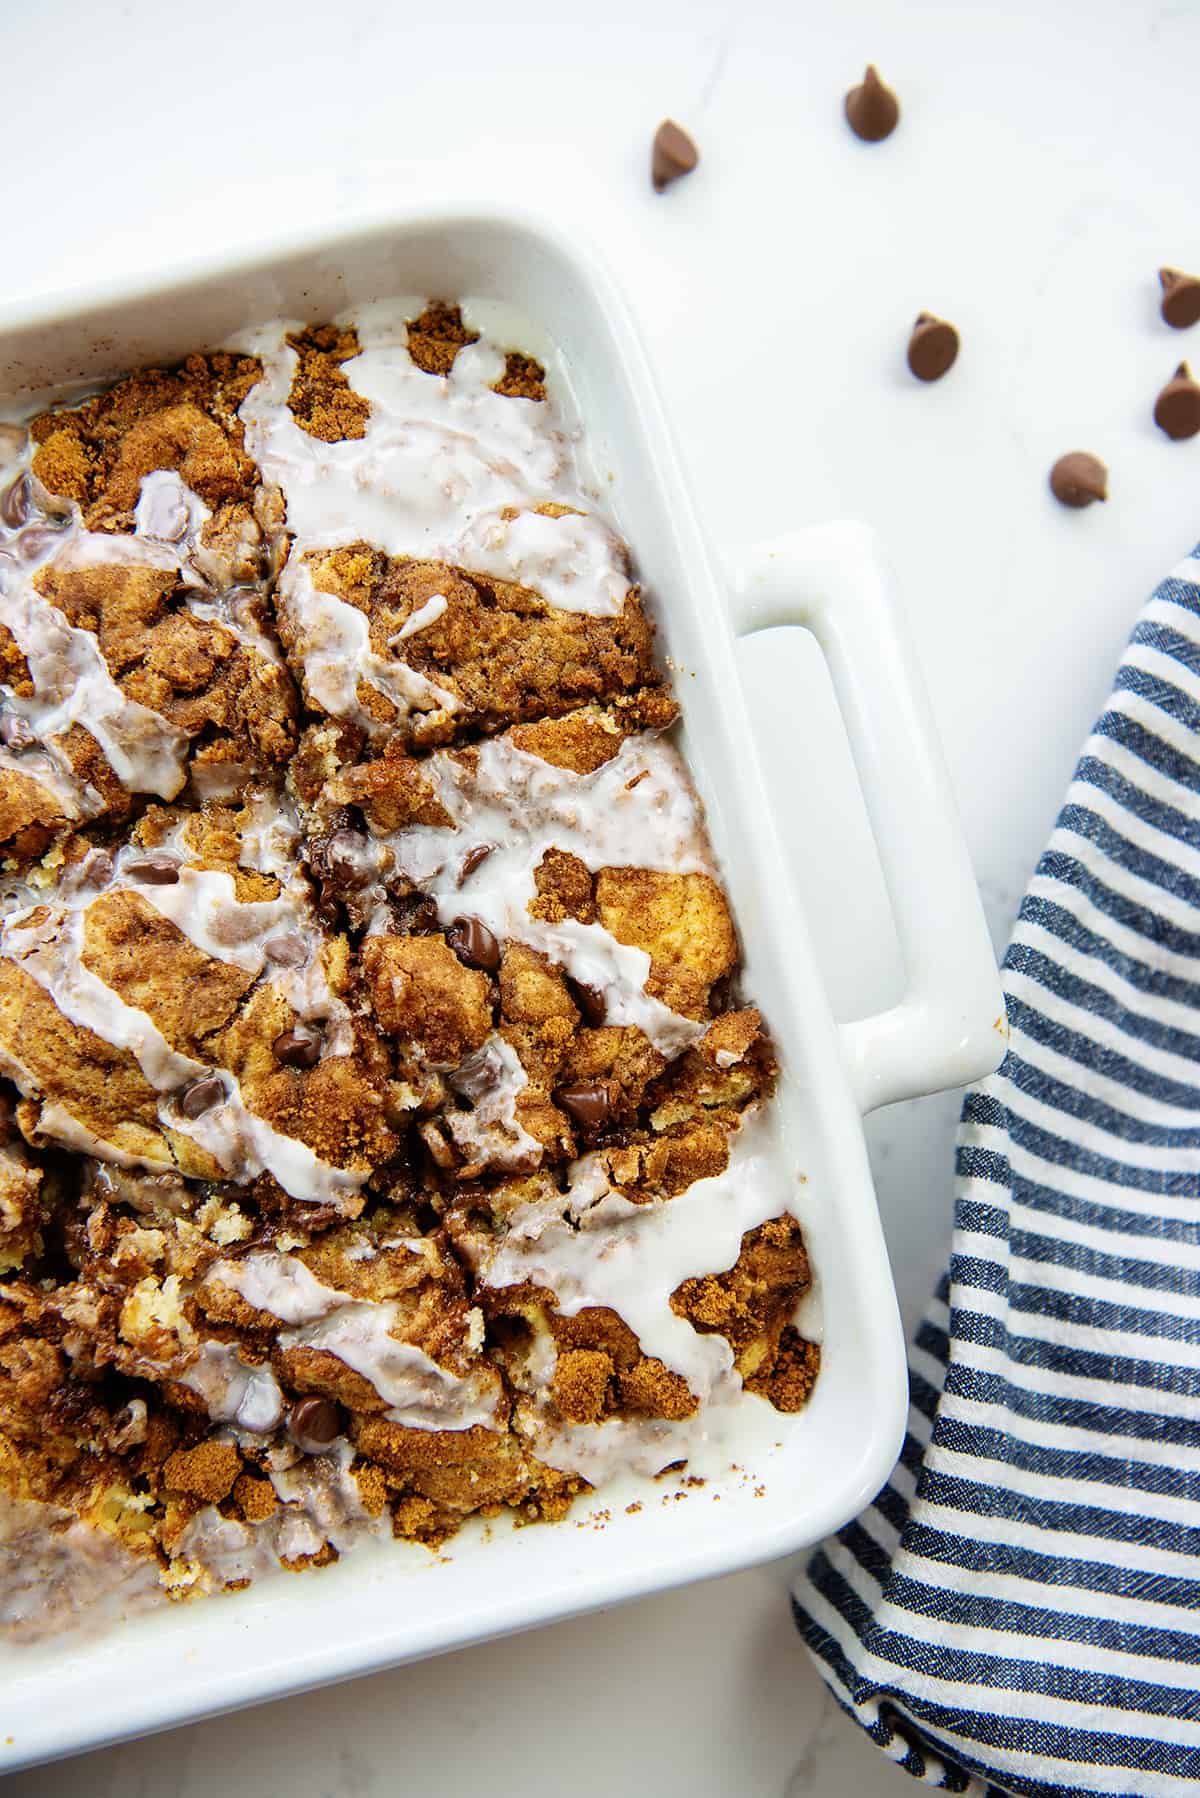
xmin=729 ymin=521 xmax=1004 ymax=1114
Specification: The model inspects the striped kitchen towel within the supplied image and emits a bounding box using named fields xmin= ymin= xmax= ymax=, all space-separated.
xmin=791 ymin=545 xmax=1200 ymax=1797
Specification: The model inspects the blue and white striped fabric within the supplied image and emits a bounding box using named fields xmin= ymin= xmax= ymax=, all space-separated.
xmin=792 ymin=547 xmax=1200 ymax=1797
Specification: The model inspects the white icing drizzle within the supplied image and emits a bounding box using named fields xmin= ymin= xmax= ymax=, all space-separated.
xmin=188 ymin=587 xmax=284 ymax=665
xmin=381 ymin=732 xmax=712 ymax=1057
xmin=525 ymin=1371 xmax=761 ymax=1485
xmin=180 ymin=1339 xmax=284 ymax=1433
xmin=268 ymin=1438 xmax=384 ymax=1547
xmin=119 ymin=861 xmax=295 ymax=974
xmin=239 ymin=310 xmax=567 ymax=562
xmin=0 ymin=573 xmax=188 ymax=800
xmin=114 ymin=832 xmax=346 ymax=1034
xmin=0 ymin=302 xmax=808 ymax=1607
xmin=420 ymin=732 xmax=711 ymax=877
xmin=212 ymin=1250 xmax=501 ymax=1431
xmin=28 ymin=1097 xmax=160 ymax=1170
xmin=0 ymin=900 xmax=364 ymax=1206
xmin=135 ymin=472 xmax=280 ymax=656
xmin=186 ymin=760 xmax=254 ymax=801
xmin=294 ymin=1305 xmax=498 ymax=1427
xmin=480 ymin=1107 xmax=800 ymax=1480
xmin=212 ymin=1248 xmax=342 ymax=1325
xmin=235 ymin=787 xmax=302 ymax=878
xmin=392 ymin=591 xmax=447 ymax=640
xmin=277 ymin=557 xmax=458 ymax=736
xmin=4 ymin=905 xmax=205 ymax=1090
xmin=0 ymin=741 xmax=86 ymax=820
xmin=453 ymin=507 xmax=628 ymax=616
xmin=176 ymin=1439 xmax=388 ymax=1589
xmin=0 ymin=1494 xmax=163 ymax=1641
xmin=0 ymin=461 xmax=284 ymax=826
xmin=235 ymin=305 xmax=629 ymax=742
xmin=134 ymin=468 xmax=210 ymax=548
xmin=444 ymin=1034 xmax=541 ymax=1171
xmin=50 ymin=528 xmax=180 ymax=577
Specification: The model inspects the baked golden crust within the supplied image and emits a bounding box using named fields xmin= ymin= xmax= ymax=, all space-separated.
xmin=284 ymin=545 xmax=668 ymax=750
xmin=30 ymin=353 xmax=263 ymax=530
xmin=36 ymin=559 xmax=297 ymax=774
xmin=284 ymin=324 xmax=370 ymax=444
xmin=0 ymin=313 xmax=818 ymax=1624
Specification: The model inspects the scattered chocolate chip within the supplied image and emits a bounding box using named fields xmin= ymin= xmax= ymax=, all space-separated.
xmin=272 ymin=1027 xmax=322 ymax=1069
xmin=652 ymin=119 xmax=699 ymax=192
xmin=123 ymin=852 xmax=181 ymax=885
xmin=445 ymin=915 xmax=501 ymax=973
xmin=390 ymin=890 xmax=440 ymax=934
xmin=325 ymin=827 xmax=373 ymax=890
xmin=458 ymin=843 xmax=494 ymax=885
xmin=304 ymin=811 xmax=373 ymax=924
xmin=0 ymin=474 xmax=31 ymax=531
xmin=1049 ymin=452 xmax=1108 ymax=509
xmin=844 ymin=64 xmax=900 ymax=142
xmin=0 ymin=713 xmax=35 ymax=751
xmin=624 ymin=770 xmax=649 ymax=791
xmin=1154 ymin=363 xmax=1200 ymax=440
xmin=554 ymin=1079 xmax=612 ymax=1134
xmin=907 ymin=313 xmax=959 ymax=383
xmin=288 ymin=1395 xmax=343 ymax=1455
xmin=566 ymin=977 xmax=608 ymax=1027
xmin=263 ymin=933 xmax=309 ymax=968
xmin=1160 ymin=268 xmax=1200 ymax=330
xmin=178 ymin=1074 xmax=225 ymax=1119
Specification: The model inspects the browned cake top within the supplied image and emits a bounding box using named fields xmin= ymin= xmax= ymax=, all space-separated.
xmin=0 ymin=301 xmax=816 ymax=1632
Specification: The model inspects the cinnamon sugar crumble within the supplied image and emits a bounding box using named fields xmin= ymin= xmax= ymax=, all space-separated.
xmin=284 ymin=324 xmax=370 ymax=443
xmin=405 ymin=302 xmax=480 ymax=377
xmin=0 ymin=300 xmax=820 ymax=1639
xmin=492 ymin=352 xmax=547 ymax=402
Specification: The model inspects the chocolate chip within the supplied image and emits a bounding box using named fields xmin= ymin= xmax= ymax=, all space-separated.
xmin=844 ymin=64 xmax=900 ymax=142
xmin=651 ymin=119 xmax=699 ymax=192
xmin=566 ymin=977 xmax=608 ymax=1026
xmin=263 ymin=933 xmax=309 ymax=968
xmin=1160 ymin=268 xmax=1200 ymax=330
xmin=907 ymin=313 xmax=959 ymax=383
xmin=288 ymin=1395 xmax=343 ymax=1454
xmin=445 ymin=915 xmax=500 ymax=973
xmin=391 ymin=890 xmax=440 ymax=934
xmin=458 ymin=843 xmax=494 ymax=885
xmin=325 ymin=827 xmax=373 ymax=890
xmin=123 ymin=852 xmax=181 ymax=885
xmin=1049 ymin=452 xmax=1108 ymax=509
xmin=554 ymin=1079 xmax=612 ymax=1134
xmin=178 ymin=1074 xmax=225 ymax=1119
xmin=0 ymin=713 xmax=35 ymax=751
xmin=1154 ymin=363 xmax=1200 ymax=440
xmin=272 ymin=1027 xmax=322 ymax=1069
xmin=0 ymin=474 xmax=31 ymax=531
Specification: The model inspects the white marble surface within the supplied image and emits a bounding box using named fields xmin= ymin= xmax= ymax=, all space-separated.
xmin=6 ymin=0 xmax=1200 ymax=1790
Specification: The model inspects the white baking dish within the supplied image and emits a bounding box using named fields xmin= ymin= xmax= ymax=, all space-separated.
xmin=0 ymin=202 xmax=1003 ymax=1771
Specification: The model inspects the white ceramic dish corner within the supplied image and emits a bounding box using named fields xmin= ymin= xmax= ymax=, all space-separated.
xmin=0 ymin=200 xmax=1004 ymax=1772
